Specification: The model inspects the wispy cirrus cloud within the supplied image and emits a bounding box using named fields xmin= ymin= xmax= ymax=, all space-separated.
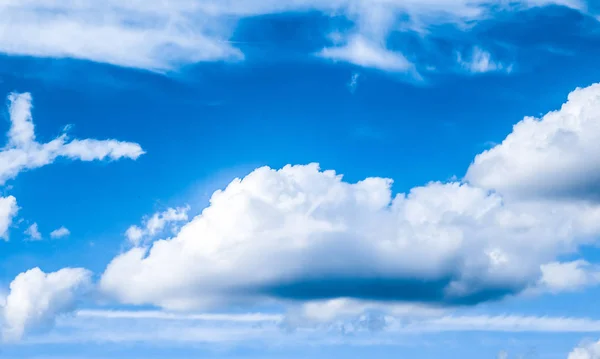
xmin=0 ymin=0 xmax=589 ymax=72
xmin=456 ymin=47 xmax=513 ymax=74
xmin=10 ymin=309 xmax=600 ymax=347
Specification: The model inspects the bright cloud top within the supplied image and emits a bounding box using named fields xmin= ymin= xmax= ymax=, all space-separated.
xmin=0 ymin=0 xmax=588 ymax=71
xmin=0 ymin=267 xmax=92 ymax=342
xmin=125 ymin=206 xmax=190 ymax=246
xmin=0 ymin=92 xmax=144 ymax=185
xmin=465 ymin=83 xmax=600 ymax=200
xmin=100 ymin=163 xmax=600 ymax=311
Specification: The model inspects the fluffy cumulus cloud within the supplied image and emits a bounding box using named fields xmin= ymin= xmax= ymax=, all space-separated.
xmin=465 ymin=83 xmax=600 ymax=201
xmin=538 ymin=260 xmax=600 ymax=293
xmin=125 ymin=206 xmax=190 ymax=246
xmin=0 ymin=92 xmax=144 ymax=185
xmin=100 ymin=173 xmax=600 ymax=311
xmin=0 ymin=196 xmax=18 ymax=240
xmin=0 ymin=267 xmax=92 ymax=342
xmin=569 ymin=340 xmax=600 ymax=359
xmin=99 ymin=82 xmax=600 ymax=313
xmin=0 ymin=0 xmax=588 ymax=71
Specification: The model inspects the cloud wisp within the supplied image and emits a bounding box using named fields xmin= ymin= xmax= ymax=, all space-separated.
xmin=10 ymin=308 xmax=600 ymax=347
xmin=0 ymin=1 xmax=590 ymax=72
xmin=1 ymin=92 xmax=145 ymax=185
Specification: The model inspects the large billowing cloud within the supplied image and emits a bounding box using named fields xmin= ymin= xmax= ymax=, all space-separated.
xmin=0 ymin=0 xmax=588 ymax=71
xmin=100 ymin=82 xmax=600 ymax=312
xmin=465 ymin=83 xmax=600 ymax=201
xmin=0 ymin=92 xmax=144 ymax=185
xmin=125 ymin=206 xmax=190 ymax=246
xmin=100 ymin=174 xmax=600 ymax=311
xmin=0 ymin=267 xmax=92 ymax=342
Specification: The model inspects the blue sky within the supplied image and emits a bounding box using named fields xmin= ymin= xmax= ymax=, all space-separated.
xmin=2 ymin=1 xmax=600 ymax=358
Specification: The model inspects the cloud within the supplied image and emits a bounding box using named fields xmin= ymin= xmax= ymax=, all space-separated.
xmin=569 ymin=339 xmax=600 ymax=359
xmin=288 ymin=298 xmax=445 ymax=325
xmin=49 ymin=227 xmax=70 ymax=239
xmin=537 ymin=260 xmax=600 ymax=293
xmin=456 ymin=47 xmax=513 ymax=74
xmin=0 ymin=1 xmax=587 ymax=71
xmin=76 ymin=309 xmax=282 ymax=323
xmin=319 ymin=35 xmax=415 ymax=73
xmin=0 ymin=1 xmax=243 ymax=71
xmin=348 ymin=72 xmax=360 ymax=93
xmin=465 ymin=83 xmax=600 ymax=201
xmin=24 ymin=223 xmax=41 ymax=241
xmin=0 ymin=196 xmax=18 ymax=240
xmin=406 ymin=315 xmax=600 ymax=333
xmin=97 ymin=81 xmax=600 ymax=313
xmin=125 ymin=206 xmax=190 ymax=246
xmin=100 ymin=160 xmax=600 ymax=311
xmin=0 ymin=92 xmax=144 ymax=185
xmin=0 ymin=267 xmax=92 ymax=342
xmin=11 ymin=308 xmax=600 ymax=347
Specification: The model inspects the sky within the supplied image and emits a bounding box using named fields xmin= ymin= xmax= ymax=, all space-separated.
xmin=3 ymin=1 xmax=600 ymax=358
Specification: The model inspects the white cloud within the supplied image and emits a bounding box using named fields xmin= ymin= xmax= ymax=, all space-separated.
xmin=537 ymin=260 xmax=600 ymax=293
xmin=76 ymin=309 xmax=282 ymax=323
xmin=24 ymin=223 xmax=41 ymax=241
xmin=457 ymin=47 xmax=513 ymax=74
xmin=465 ymin=83 xmax=600 ymax=201
xmin=0 ymin=92 xmax=144 ymax=185
xmin=0 ymin=2 xmax=243 ymax=71
xmin=404 ymin=315 xmax=600 ymax=333
xmin=0 ymin=267 xmax=92 ymax=342
xmin=97 ymin=81 xmax=600 ymax=314
xmin=348 ymin=72 xmax=360 ymax=93
xmin=125 ymin=225 xmax=144 ymax=245
xmin=0 ymin=196 xmax=18 ymax=240
xmin=100 ymin=161 xmax=600 ymax=312
xmin=569 ymin=339 xmax=600 ymax=359
xmin=50 ymin=227 xmax=70 ymax=239
xmin=289 ymin=298 xmax=445 ymax=325
xmin=11 ymin=308 xmax=600 ymax=346
xmin=0 ymin=0 xmax=586 ymax=71
xmin=125 ymin=206 xmax=190 ymax=246
xmin=319 ymin=35 xmax=414 ymax=73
